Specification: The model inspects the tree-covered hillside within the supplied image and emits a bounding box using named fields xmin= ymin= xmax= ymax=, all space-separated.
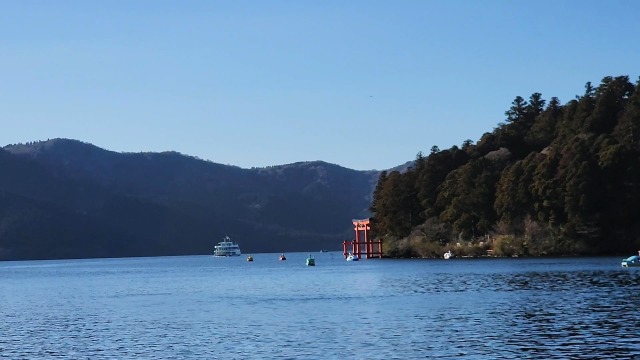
xmin=0 ymin=140 xmax=378 ymax=260
xmin=371 ymin=75 xmax=640 ymax=257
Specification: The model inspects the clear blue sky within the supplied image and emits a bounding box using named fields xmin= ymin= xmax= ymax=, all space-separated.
xmin=1 ymin=1 xmax=639 ymax=170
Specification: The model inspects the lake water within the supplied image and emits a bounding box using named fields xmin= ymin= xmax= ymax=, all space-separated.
xmin=1 ymin=253 xmax=639 ymax=359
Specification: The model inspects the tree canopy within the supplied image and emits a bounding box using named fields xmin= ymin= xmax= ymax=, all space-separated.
xmin=370 ymin=75 xmax=640 ymax=257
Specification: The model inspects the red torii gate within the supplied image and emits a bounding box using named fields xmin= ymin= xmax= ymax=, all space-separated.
xmin=343 ymin=218 xmax=383 ymax=259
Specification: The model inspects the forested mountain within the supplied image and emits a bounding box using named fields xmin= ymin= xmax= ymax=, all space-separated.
xmin=370 ymin=75 xmax=640 ymax=257
xmin=0 ymin=139 xmax=378 ymax=260
xmin=5 ymin=75 xmax=638 ymax=260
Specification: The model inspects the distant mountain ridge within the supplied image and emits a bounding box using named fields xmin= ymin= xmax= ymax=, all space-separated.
xmin=0 ymin=138 xmax=386 ymax=260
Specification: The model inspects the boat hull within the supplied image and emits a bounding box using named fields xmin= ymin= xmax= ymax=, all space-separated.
xmin=621 ymin=262 xmax=640 ymax=267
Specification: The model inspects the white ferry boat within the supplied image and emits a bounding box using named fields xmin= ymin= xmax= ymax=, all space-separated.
xmin=214 ymin=236 xmax=242 ymax=256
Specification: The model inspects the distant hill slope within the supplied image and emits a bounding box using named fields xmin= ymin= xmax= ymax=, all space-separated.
xmin=0 ymin=139 xmax=382 ymax=260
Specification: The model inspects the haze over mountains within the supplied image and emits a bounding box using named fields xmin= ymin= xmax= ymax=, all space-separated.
xmin=0 ymin=138 xmax=394 ymax=261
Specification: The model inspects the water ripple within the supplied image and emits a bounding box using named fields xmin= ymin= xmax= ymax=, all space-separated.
xmin=1 ymin=255 xmax=640 ymax=359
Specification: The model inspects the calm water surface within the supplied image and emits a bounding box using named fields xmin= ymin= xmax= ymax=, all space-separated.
xmin=1 ymin=254 xmax=639 ymax=359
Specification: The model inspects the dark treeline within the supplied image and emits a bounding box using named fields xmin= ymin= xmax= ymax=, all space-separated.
xmin=370 ymin=75 xmax=640 ymax=257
